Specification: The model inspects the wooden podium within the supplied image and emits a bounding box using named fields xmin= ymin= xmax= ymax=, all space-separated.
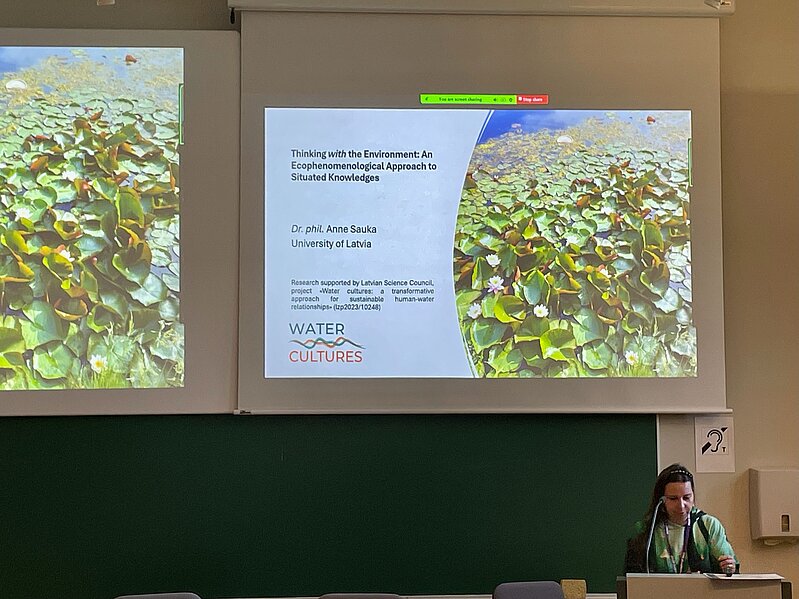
xmin=616 ymin=573 xmax=791 ymax=599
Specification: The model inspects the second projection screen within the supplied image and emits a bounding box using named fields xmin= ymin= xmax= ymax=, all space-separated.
xmin=265 ymin=108 xmax=692 ymax=379
xmin=0 ymin=46 xmax=182 ymax=390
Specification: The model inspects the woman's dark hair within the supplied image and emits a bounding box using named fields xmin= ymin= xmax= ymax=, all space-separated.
xmin=623 ymin=463 xmax=695 ymax=572
xmin=644 ymin=463 xmax=694 ymax=526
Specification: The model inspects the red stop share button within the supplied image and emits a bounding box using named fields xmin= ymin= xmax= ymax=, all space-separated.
xmin=516 ymin=94 xmax=549 ymax=105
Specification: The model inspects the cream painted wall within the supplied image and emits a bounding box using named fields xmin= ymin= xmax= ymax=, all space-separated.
xmin=659 ymin=0 xmax=799 ymax=591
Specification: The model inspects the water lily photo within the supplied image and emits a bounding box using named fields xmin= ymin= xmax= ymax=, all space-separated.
xmin=0 ymin=47 xmax=183 ymax=389
xmin=454 ymin=110 xmax=694 ymax=378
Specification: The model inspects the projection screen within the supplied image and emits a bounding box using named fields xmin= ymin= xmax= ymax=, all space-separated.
xmin=0 ymin=29 xmax=238 ymax=415
xmin=237 ymin=9 xmax=727 ymax=413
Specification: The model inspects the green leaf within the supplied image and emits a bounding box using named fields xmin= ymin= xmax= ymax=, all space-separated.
xmin=456 ymin=290 xmax=483 ymax=319
xmin=471 ymin=319 xmax=509 ymax=351
xmin=42 ymin=252 xmax=74 ymax=280
xmin=487 ymin=343 xmax=523 ymax=374
xmin=493 ymin=295 xmax=526 ymax=323
xmin=484 ymin=211 xmax=511 ymax=232
xmin=95 ymin=148 xmax=119 ymax=175
xmin=573 ymin=309 xmax=606 ymax=345
xmin=79 ymin=268 xmax=99 ymax=302
xmin=519 ymin=271 xmax=549 ymax=305
xmin=654 ymin=287 xmax=683 ymax=313
xmin=622 ymin=311 xmax=647 ymax=333
xmin=32 ymin=343 xmax=75 ymax=380
xmin=582 ymin=341 xmax=613 ymax=370
xmin=21 ymin=301 xmax=68 ymax=348
xmin=0 ymin=327 xmax=25 ymax=353
xmin=515 ymin=315 xmax=549 ymax=341
xmin=640 ymin=263 xmax=670 ymax=296
xmin=112 ymin=243 xmax=152 ymax=285
xmin=116 ymin=187 xmax=144 ymax=227
xmin=75 ymin=235 xmax=109 ymax=258
xmin=158 ymin=297 xmax=180 ymax=321
xmin=88 ymin=333 xmax=136 ymax=374
xmin=540 ymin=327 xmax=577 ymax=361
xmin=162 ymin=273 xmax=180 ymax=293
xmin=555 ymin=251 xmax=577 ymax=272
xmin=94 ymin=177 xmax=119 ymax=201
xmin=87 ymin=305 xmax=117 ymax=333
xmin=643 ymin=221 xmax=664 ymax=250
xmin=150 ymin=325 xmax=184 ymax=362
xmin=54 ymin=218 xmax=82 ymax=241
xmin=1 ymin=230 xmax=30 ymax=255
xmin=99 ymin=288 xmax=129 ymax=320
xmin=471 ymin=256 xmax=492 ymax=291
xmin=65 ymin=328 xmax=89 ymax=358
xmin=129 ymin=273 xmax=168 ymax=307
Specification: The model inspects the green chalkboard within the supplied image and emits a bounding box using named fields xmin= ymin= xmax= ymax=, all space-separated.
xmin=0 ymin=414 xmax=655 ymax=599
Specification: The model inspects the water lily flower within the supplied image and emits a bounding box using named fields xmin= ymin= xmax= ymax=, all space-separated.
xmin=15 ymin=206 xmax=32 ymax=220
xmin=89 ymin=354 xmax=108 ymax=373
xmin=467 ymin=303 xmax=481 ymax=319
xmin=486 ymin=254 xmax=501 ymax=268
xmin=62 ymin=168 xmax=80 ymax=182
xmin=533 ymin=304 xmax=549 ymax=318
xmin=556 ymin=135 xmax=574 ymax=144
xmin=625 ymin=350 xmax=639 ymax=366
xmin=58 ymin=248 xmax=75 ymax=262
xmin=5 ymin=79 xmax=27 ymax=91
xmin=487 ymin=276 xmax=504 ymax=293
xmin=600 ymin=205 xmax=613 ymax=215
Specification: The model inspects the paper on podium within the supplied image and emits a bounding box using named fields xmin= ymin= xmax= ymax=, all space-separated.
xmin=704 ymin=573 xmax=784 ymax=580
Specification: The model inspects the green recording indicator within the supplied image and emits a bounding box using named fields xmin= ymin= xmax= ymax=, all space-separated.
xmin=688 ymin=138 xmax=692 ymax=187
xmin=420 ymin=94 xmax=517 ymax=105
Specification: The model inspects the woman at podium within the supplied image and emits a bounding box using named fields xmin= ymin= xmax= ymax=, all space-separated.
xmin=624 ymin=463 xmax=737 ymax=574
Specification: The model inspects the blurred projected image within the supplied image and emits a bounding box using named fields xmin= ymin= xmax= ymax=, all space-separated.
xmin=454 ymin=110 xmax=694 ymax=377
xmin=0 ymin=47 xmax=183 ymax=389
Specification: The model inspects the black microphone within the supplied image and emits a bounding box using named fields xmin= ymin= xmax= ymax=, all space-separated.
xmin=644 ymin=496 xmax=665 ymax=574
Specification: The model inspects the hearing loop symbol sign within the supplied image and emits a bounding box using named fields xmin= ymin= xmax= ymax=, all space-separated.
xmin=694 ymin=416 xmax=735 ymax=473
xmin=701 ymin=427 xmax=728 ymax=454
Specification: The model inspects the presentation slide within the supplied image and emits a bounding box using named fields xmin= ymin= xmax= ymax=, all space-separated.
xmin=0 ymin=46 xmax=183 ymax=390
xmin=265 ymin=108 xmax=693 ymax=379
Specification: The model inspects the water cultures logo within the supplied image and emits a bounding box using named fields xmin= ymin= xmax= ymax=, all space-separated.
xmin=288 ymin=321 xmax=364 ymax=364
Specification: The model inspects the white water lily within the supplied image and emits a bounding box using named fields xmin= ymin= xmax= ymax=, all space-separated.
xmin=15 ymin=206 xmax=32 ymax=220
xmin=486 ymin=253 xmax=501 ymax=268
xmin=5 ymin=79 xmax=27 ymax=91
xmin=62 ymin=168 xmax=80 ymax=182
xmin=58 ymin=248 xmax=75 ymax=262
xmin=89 ymin=354 xmax=108 ymax=373
xmin=600 ymin=205 xmax=613 ymax=215
xmin=467 ymin=303 xmax=481 ymax=319
xmin=533 ymin=304 xmax=549 ymax=318
xmin=625 ymin=350 xmax=639 ymax=366
xmin=556 ymin=135 xmax=574 ymax=144
xmin=487 ymin=276 xmax=504 ymax=293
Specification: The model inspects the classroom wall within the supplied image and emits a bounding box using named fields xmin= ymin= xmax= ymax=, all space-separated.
xmin=2 ymin=0 xmax=798 ymax=593
xmin=660 ymin=0 xmax=799 ymax=590
xmin=712 ymin=0 xmax=799 ymax=585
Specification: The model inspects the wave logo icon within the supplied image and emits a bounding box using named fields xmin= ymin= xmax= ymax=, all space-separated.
xmin=287 ymin=322 xmax=365 ymax=364
xmin=290 ymin=336 xmax=365 ymax=350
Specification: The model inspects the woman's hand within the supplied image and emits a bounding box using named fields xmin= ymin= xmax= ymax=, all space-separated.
xmin=718 ymin=555 xmax=736 ymax=574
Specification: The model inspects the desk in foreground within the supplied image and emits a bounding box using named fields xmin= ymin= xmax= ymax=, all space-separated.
xmin=617 ymin=573 xmax=789 ymax=599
